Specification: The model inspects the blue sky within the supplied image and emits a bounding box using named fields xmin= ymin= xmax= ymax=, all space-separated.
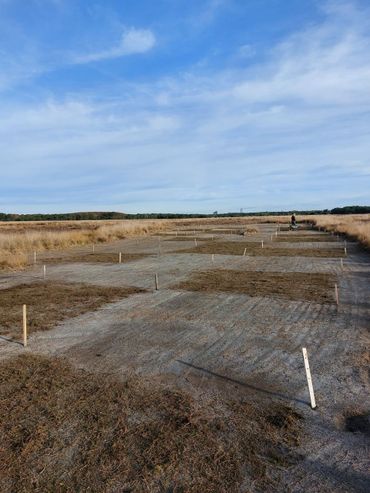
xmin=0 ymin=0 xmax=369 ymax=213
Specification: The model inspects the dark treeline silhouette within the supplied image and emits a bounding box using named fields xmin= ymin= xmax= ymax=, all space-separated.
xmin=0 ymin=206 xmax=369 ymax=222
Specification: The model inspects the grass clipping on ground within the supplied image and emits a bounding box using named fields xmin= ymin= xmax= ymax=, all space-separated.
xmin=41 ymin=252 xmax=149 ymax=264
xmin=0 ymin=281 xmax=144 ymax=341
xmin=177 ymin=240 xmax=344 ymax=257
xmin=174 ymin=269 xmax=336 ymax=303
xmin=0 ymin=354 xmax=303 ymax=493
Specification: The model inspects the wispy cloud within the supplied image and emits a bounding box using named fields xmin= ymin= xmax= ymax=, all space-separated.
xmin=72 ymin=28 xmax=156 ymax=64
xmin=1 ymin=1 xmax=369 ymax=213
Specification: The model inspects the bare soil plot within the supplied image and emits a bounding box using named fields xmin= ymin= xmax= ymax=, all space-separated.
xmin=41 ymin=252 xmax=150 ymax=264
xmin=275 ymin=234 xmax=337 ymax=242
xmin=0 ymin=354 xmax=303 ymax=493
xmin=177 ymin=240 xmax=344 ymax=257
xmin=0 ymin=281 xmax=144 ymax=341
xmin=174 ymin=269 xmax=336 ymax=303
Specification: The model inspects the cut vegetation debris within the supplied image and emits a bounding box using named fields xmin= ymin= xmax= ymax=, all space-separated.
xmin=41 ymin=252 xmax=150 ymax=264
xmin=177 ymin=241 xmax=344 ymax=257
xmin=174 ymin=269 xmax=336 ymax=303
xmin=0 ymin=354 xmax=303 ymax=493
xmin=275 ymin=235 xmax=338 ymax=242
xmin=0 ymin=282 xmax=144 ymax=341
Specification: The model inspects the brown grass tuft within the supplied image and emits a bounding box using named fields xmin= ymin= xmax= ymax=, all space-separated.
xmin=174 ymin=269 xmax=336 ymax=303
xmin=177 ymin=240 xmax=344 ymax=257
xmin=0 ymin=282 xmax=144 ymax=341
xmin=0 ymin=354 xmax=303 ymax=492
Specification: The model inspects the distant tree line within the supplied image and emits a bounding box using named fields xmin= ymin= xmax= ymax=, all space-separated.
xmin=0 ymin=205 xmax=369 ymax=222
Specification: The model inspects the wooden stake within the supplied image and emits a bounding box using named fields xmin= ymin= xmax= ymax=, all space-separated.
xmin=43 ymin=265 xmax=46 ymax=280
xmin=243 ymin=247 xmax=247 ymax=256
xmin=344 ymin=247 xmax=347 ymax=256
xmin=33 ymin=251 xmax=37 ymax=264
xmin=261 ymin=240 xmax=264 ymax=248
xmin=194 ymin=238 xmax=197 ymax=247
xmin=335 ymin=283 xmax=339 ymax=306
xmin=211 ymin=254 xmax=215 ymax=263
xmin=302 ymin=348 xmax=317 ymax=409
xmin=340 ymin=258 xmax=344 ymax=271
xmin=92 ymin=244 xmax=95 ymax=253
xmin=119 ymin=252 xmax=122 ymax=264
xmin=155 ymin=273 xmax=159 ymax=290
xmin=23 ymin=304 xmax=27 ymax=347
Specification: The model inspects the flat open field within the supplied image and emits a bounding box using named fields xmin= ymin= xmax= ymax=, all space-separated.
xmin=0 ymin=222 xmax=369 ymax=492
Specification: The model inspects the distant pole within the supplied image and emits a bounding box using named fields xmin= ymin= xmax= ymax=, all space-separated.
xmin=23 ymin=304 xmax=27 ymax=347
xmin=302 ymin=348 xmax=317 ymax=409
xmin=155 ymin=273 xmax=159 ymax=290
xmin=119 ymin=252 xmax=122 ymax=264
xmin=43 ymin=265 xmax=46 ymax=280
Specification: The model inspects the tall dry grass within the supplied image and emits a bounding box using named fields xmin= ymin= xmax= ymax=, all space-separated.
xmin=305 ymin=214 xmax=370 ymax=249
xmin=0 ymin=220 xmax=172 ymax=270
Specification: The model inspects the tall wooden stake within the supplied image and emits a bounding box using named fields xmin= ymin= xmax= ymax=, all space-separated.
xmin=261 ymin=240 xmax=264 ymax=248
xmin=243 ymin=247 xmax=247 ymax=256
xmin=155 ymin=273 xmax=159 ymax=290
xmin=33 ymin=251 xmax=37 ymax=264
xmin=23 ymin=304 xmax=27 ymax=347
xmin=335 ymin=283 xmax=339 ymax=306
xmin=302 ymin=348 xmax=317 ymax=409
xmin=119 ymin=252 xmax=122 ymax=264
xmin=43 ymin=265 xmax=46 ymax=280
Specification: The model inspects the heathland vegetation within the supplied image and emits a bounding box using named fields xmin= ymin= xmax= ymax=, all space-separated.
xmin=0 ymin=213 xmax=369 ymax=271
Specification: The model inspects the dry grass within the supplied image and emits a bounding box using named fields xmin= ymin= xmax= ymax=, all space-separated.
xmin=177 ymin=240 xmax=344 ymax=258
xmin=0 ymin=354 xmax=303 ymax=492
xmin=41 ymin=252 xmax=149 ymax=264
xmin=0 ymin=282 xmax=144 ymax=341
xmin=275 ymin=234 xmax=337 ymax=243
xmin=174 ymin=269 xmax=336 ymax=303
xmin=0 ymin=220 xmax=172 ymax=271
xmin=307 ymin=214 xmax=370 ymax=249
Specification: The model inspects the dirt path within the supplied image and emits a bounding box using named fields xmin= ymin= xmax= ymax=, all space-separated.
xmin=1 ymin=223 xmax=369 ymax=492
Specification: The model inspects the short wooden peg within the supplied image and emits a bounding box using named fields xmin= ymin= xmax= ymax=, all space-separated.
xmin=23 ymin=304 xmax=27 ymax=348
xmin=302 ymin=347 xmax=317 ymax=409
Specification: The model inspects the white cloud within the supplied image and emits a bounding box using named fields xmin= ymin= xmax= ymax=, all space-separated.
xmin=72 ymin=28 xmax=156 ymax=64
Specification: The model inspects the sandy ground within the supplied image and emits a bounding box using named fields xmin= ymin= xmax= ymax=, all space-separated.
xmin=0 ymin=224 xmax=369 ymax=492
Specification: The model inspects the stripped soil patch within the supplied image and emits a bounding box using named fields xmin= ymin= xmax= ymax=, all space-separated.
xmin=0 ymin=282 xmax=144 ymax=341
xmin=177 ymin=240 xmax=344 ymax=257
xmin=41 ymin=252 xmax=149 ymax=264
xmin=174 ymin=269 xmax=336 ymax=303
xmin=0 ymin=354 xmax=303 ymax=493
xmin=275 ymin=235 xmax=337 ymax=242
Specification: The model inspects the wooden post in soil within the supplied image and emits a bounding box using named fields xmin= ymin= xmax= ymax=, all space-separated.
xmin=119 ymin=252 xmax=122 ymax=264
xmin=92 ymin=244 xmax=95 ymax=253
xmin=243 ymin=247 xmax=247 ymax=257
xmin=340 ymin=258 xmax=344 ymax=271
xmin=302 ymin=348 xmax=317 ymax=409
xmin=33 ymin=251 xmax=37 ymax=264
xmin=194 ymin=238 xmax=197 ymax=247
xmin=155 ymin=273 xmax=159 ymax=290
xmin=344 ymin=247 xmax=347 ymax=257
xmin=23 ymin=304 xmax=27 ymax=347
xmin=43 ymin=265 xmax=46 ymax=280
xmin=335 ymin=283 xmax=339 ymax=306
xmin=211 ymin=254 xmax=215 ymax=263
xmin=261 ymin=240 xmax=264 ymax=248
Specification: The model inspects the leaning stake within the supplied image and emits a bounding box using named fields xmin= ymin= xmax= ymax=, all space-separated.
xmin=23 ymin=304 xmax=27 ymax=347
xmin=302 ymin=347 xmax=316 ymax=409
